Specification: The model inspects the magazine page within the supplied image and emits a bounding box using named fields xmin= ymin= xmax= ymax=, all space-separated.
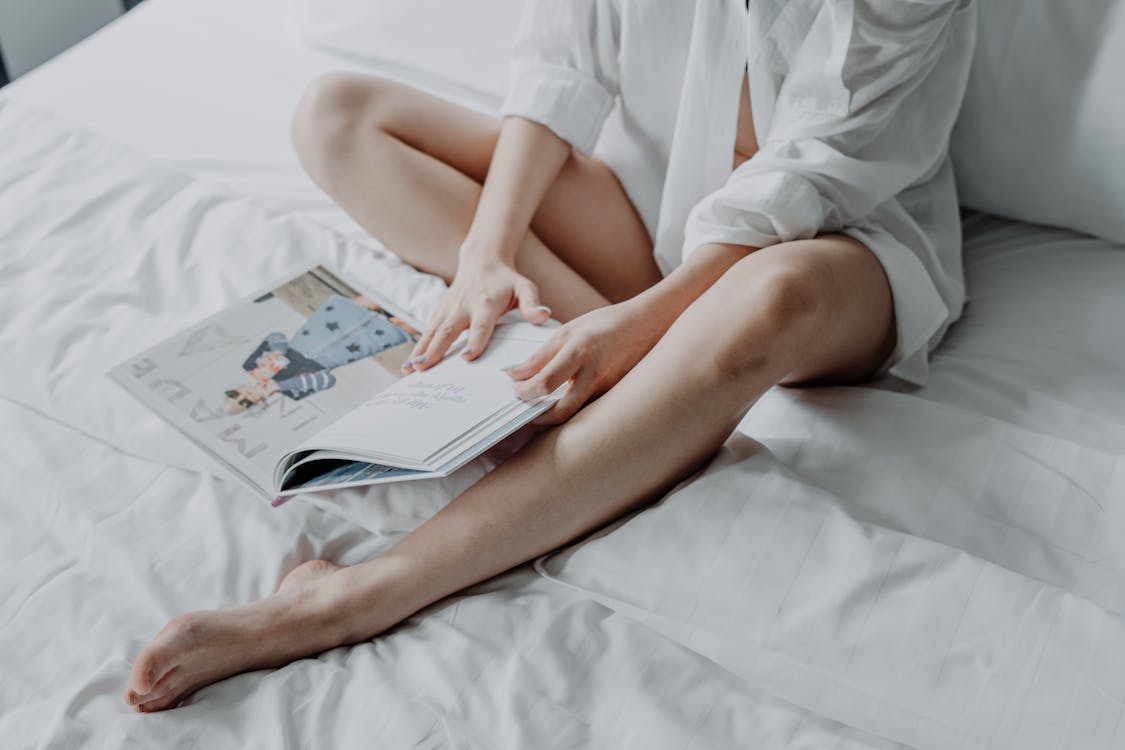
xmin=279 ymin=322 xmax=557 ymax=470
xmin=110 ymin=266 xmax=421 ymax=496
xmin=275 ymin=397 xmax=552 ymax=496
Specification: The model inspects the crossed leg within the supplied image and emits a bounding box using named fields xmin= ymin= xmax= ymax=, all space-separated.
xmin=125 ymin=76 xmax=895 ymax=712
xmin=289 ymin=72 xmax=662 ymax=319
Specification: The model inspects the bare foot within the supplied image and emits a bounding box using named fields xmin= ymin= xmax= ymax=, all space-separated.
xmin=124 ymin=560 xmax=349 ymax=712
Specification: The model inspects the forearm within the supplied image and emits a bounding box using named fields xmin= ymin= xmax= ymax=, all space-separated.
xmin=628 ymin=243 xmax=757 ymax=334
xmin=461 ymin=116 xmax=571 ymax=264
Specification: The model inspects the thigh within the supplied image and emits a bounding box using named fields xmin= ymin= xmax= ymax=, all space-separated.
xmin=349 ymin=74 xmax=661 ymax=303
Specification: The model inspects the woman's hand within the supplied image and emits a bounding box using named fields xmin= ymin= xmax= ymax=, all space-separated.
xmin=405 ymin=255 xmax=551 ymax=372
xmin=403 ymin=117 xmax=574 ymax=373
xmin=506 ymin=301 xmax=666 ymax=425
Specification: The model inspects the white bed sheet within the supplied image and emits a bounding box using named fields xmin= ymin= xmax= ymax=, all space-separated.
xmin=911 ymin=212 xmax=1125 ymax=453
xmin=4 ymin=0 xmax=1125 ymax=748
xmin=0 ymin=99 xmax=916 ymax=750
xmin=541 ymin=385 xmax=1125 ymax=750
xmin=2 ymin=400 xmax=901 ymax=750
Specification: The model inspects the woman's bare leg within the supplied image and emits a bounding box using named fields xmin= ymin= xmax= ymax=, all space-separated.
xmin=290 ymin=73 xmax=662 ymax=320
xmin=125 ymin=235 xmax=895 ymax=711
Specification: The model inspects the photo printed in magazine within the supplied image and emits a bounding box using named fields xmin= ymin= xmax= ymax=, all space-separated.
xmin=110 ymin=266 xmax=421 ymax=496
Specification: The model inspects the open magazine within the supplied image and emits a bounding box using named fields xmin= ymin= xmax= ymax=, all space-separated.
xmin=109 ymin=266 xmax=559 ymax=503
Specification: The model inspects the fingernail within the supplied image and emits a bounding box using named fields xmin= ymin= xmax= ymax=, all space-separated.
xmin=513 ymin=385 xmax=542 ymax=402
xmin=534 ymin=306 xmax=552 ymax=316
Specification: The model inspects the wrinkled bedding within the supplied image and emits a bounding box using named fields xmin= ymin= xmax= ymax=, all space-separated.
xmin=3 ymin=1 xmax=1125 ymax=747
xmin=0 ymin=99 xmax=912 ymax=750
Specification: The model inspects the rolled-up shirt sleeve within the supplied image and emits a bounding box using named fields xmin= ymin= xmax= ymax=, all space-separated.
xmin=499 ymin=0 xmax=621 ymax=155
xmin=683 ymin=0 xmax=976 ymax=255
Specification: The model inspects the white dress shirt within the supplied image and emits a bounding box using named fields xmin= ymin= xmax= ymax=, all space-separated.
xmin=500 ymin=0 xmax=977 ymax=385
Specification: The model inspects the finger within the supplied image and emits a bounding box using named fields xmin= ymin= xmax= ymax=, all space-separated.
xmin=463 ymin=304 xmax=501 ymax=361
xmin=514 ymin=280 xmax=551 ymax=325
xmin=414 ymin=316 xmax=468 ymax=370
xmin=404 ymin=312 xmax=444 ymax=371
xmin=402 ymin=339 xmax=431 ymax=373
xmin=505 ymin=336 xmax=565 ymax=381
xmin=407 ymin=304 xmax=458 ymax=364
xmin=512 ymin=345 xmax=582 ymax=401
xmin=533 ymin=369 xmax=596 ymax=425
xmin=410 ymin=327 xmax=434 ymax=359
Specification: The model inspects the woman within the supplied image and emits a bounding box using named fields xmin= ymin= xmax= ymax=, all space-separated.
xmin=125 ymin=0 xmax=975 ymax=711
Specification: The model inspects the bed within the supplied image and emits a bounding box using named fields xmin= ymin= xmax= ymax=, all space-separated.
xmin=2 ymin=0 xmax=1124 ymax=748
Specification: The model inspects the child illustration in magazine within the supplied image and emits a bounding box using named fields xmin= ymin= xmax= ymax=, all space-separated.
xmin=223 ymin=294 xmax=418 ymax=415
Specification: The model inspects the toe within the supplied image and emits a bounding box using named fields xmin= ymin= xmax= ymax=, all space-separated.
xmin=137 ymin=691 xmax=182 ymax=713
xmin=129 ymin=646 xmax=165 ymax=696
xmin=133 ymin=670 xmax=185 ymax=713
xmin=128 ymin=612 xmax=203 ymax=699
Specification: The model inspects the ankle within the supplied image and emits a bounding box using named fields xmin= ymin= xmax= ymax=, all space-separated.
xmin=326 ymin=555 xmax=419 ymax=645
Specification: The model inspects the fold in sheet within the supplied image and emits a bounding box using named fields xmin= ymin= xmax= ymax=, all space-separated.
xmin=540 ymin=387 xmax=1125 ymax=750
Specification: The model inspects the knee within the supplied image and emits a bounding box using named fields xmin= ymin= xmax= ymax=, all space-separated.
xmin=291 ymin=73 xmax=389 ymax=184
xmin=696 ymin=253 xmax=829 ymax=383
xmin=747 ymin=257 xmax=826 ymax=333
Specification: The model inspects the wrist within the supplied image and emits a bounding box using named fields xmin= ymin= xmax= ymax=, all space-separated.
xmin=623 ymin=279 xmax=706 ymax=338
xmin=618 ymin=292 xmax=677 ymax=343
xmin=460 ymin=231 xmax=520 ymax=266
xmin=632 ymin=243 xmax=751 ymax=323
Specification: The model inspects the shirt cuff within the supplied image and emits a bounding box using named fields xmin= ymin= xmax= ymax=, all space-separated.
xmin=499 ymin=59 xmax=615 ymax=155
xmin=681 ymin=170 xmax=833 ymax=258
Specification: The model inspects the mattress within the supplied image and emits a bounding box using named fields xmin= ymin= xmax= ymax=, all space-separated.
xmin=3 ymin=1 xmax=1125 ymax=748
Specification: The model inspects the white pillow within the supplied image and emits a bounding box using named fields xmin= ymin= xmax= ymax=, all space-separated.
xmin=288 ymin=0 xmax=521 ymax=104
xmin=951 ymin=0 xmax=1125 ymax=243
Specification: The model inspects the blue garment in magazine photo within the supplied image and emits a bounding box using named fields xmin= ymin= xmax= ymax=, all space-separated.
xmin=224 ymin=294 xmax=412 ymax=413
